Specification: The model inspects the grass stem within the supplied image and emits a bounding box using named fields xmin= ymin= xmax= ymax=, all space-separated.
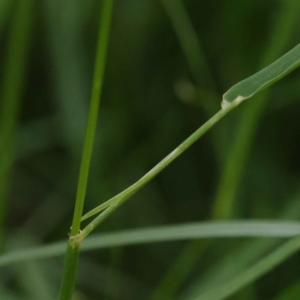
xmin=58 ymin=1 xmax=114 ymax=298
xmin=80 ymin=101 xmax=240 ymax=238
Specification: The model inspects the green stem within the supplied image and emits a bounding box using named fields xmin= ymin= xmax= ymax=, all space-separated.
xmin=80 ymin=100 xmax=240 ymax=239
xmin=58 ymin=240 xmax=80 ymax=300
xmin=0 ymin=0 xmax=35 ymax=244
xmin=70 ymin=0 xmax=114 ymax=237
xmin=59 ymin=0 xmax=114 ymax=299
xmin=160 ymin=0 xmax=226 ymax=166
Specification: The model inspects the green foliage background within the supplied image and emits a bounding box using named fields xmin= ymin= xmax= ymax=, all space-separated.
xmin=1 ymin=0 xmax=300 ymax=299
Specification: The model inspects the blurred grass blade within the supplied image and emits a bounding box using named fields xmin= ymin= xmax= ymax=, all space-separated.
xmin=190 ymin=236 xmax=300 ymax=300
xmin=181 ymin=190 xmax=300 ymax=300
xmin=0 ymin=286 xmax=23 ymax=300
xmin=161 ymin=0 xmax=216 ymax=91
xmin=78 ymin=258 xmax=151 ymax=300
xmin=0 ymin=0 xmax=35 ymax=242
xmin=161 ymin=0 xmax=226 ymax=165
xmin=150 ymin=241 xmax=209 ymax=300
xmin=15 ymin=118 xmax=56 ymax=158
xmin=104 ymin=248 xmax=122 ymax=300
xmin=44 ymin=0 xmax=89 ymax=157
xmin=2 ymin=221 xmax=300 ymax=266
xmin=221 ymin=43 xmax=300 ymax=108
xmin=274 ymin=278 xmax=300 ymax=300
xmin=15 ymin=262 xmax=55 ymax=300
xmin=0 ymin=0 xmax=12 ymax=35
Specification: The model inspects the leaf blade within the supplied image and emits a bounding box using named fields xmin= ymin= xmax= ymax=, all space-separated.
xmin=222 ymin=43 xmax=300 ymax=107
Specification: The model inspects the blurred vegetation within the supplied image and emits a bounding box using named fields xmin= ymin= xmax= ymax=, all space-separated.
xmin=1 ymin=0 xmax=300 ymax=299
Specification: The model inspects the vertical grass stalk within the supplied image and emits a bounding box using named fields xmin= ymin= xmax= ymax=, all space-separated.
xmin=58 ymin=1 xmax=114 ymax=298
xmin=0 ymin=0 xmax=35 ymax=245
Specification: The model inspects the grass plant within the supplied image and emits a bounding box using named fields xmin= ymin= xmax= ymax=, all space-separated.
xmin=65 ymin=39 xmax=300 ymax=300
xmin=1 ymin=1 xmax=300 ymax=299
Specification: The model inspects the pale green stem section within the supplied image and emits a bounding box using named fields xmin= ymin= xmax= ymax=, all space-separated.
xmin=0 ymin=0 xmax=35 ymax=243
xmin=59 ymin=1 xmax=114 ymax=299
xmin=80 ymin=101 xmax=240 ymax=238
xmin=212 ymin=0 xmax=300 ymax=219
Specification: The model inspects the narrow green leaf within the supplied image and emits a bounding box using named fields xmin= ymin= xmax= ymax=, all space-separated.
xmin=222 ymin=43 xmax=300 ymax=108
xmin=1 ymin=221 xmax=300 ymax=267
xmin=182 ymin=189 xmax=300 ymax=300
xmin=192 ymin=236 xmax=300 ymax=300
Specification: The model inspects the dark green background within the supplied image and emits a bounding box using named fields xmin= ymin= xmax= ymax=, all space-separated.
xmin=1 ymin=0 xmax=300 ymax=299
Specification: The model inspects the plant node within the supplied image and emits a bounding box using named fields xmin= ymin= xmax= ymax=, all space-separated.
xmin=69 ymin=230 xmax=83 ymax=246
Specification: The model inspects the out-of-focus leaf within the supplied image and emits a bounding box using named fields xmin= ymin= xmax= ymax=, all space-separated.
xmin=1 ymin=221 xmax=300 ymax=266
xmin=188 ymin=236 xmax=300 ymax=300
